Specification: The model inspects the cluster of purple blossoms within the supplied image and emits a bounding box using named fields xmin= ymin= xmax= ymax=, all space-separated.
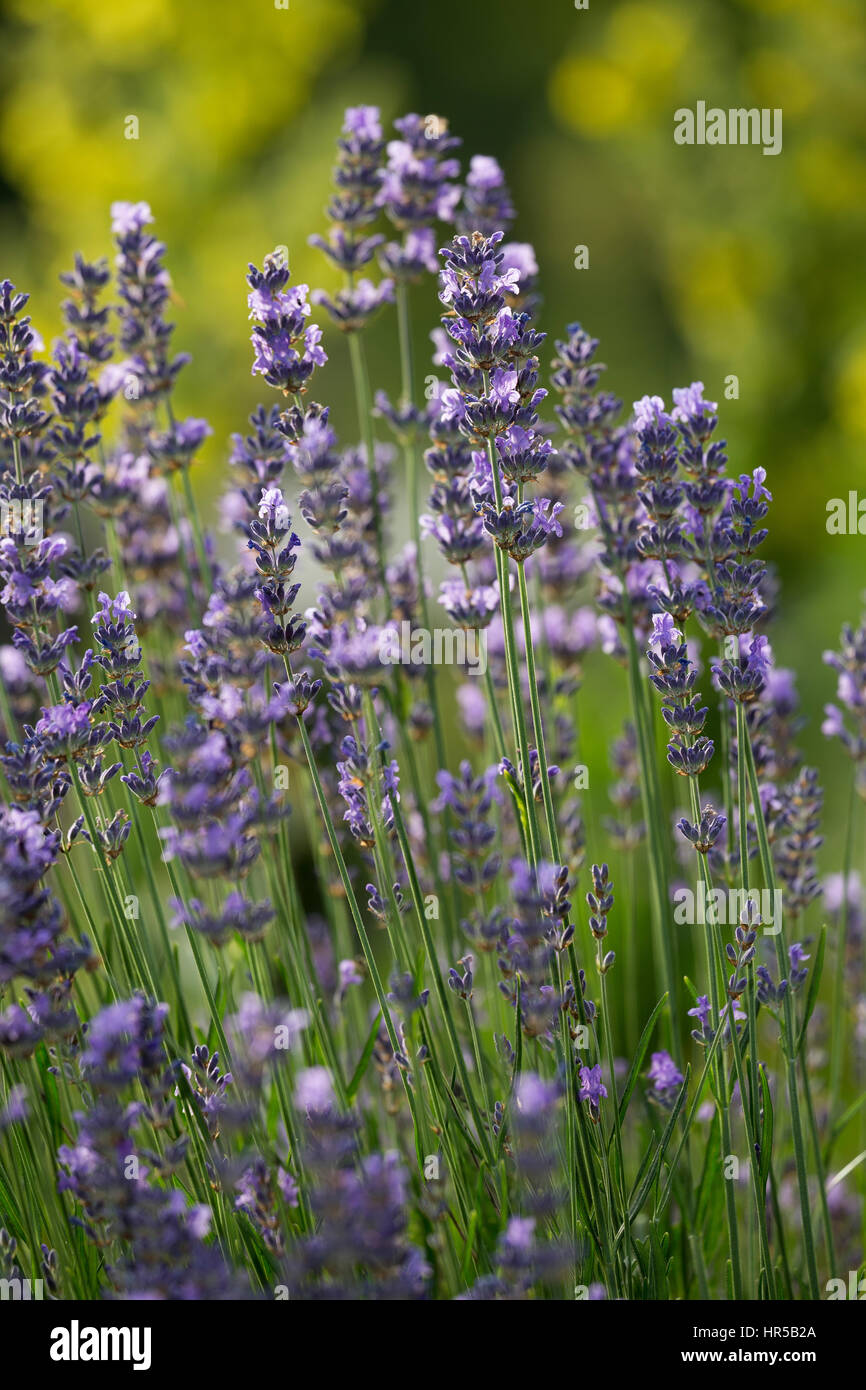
xmin=112 ymin=200 xmax=189 ymax=405
xmin=463 ymin=1072 xmax=573 ymax=1298
xmin=550 ymin=323 xmax=640 ymax=648
xmin=771 ymin=767 xmax=824 ymax=918
xmin=0 ymin=278 xmax=51 ymax=465
xmin=1 ymin=531 xmax=79 ymax=681
xmin=434 ymin=762 xmax=503 ymax=923
xmin=647 ymin=611 xmax=716 ymax=778
xmin=0 ymin=281 xmax=121 ymax=1037
xmin=234 ymin=1156 xmax=298 ymax=1256
xmin=180 ymin=1043 xmax=233 ymax=1139
xmin=376 ymin=112 xmax=461 ymax=280
xmin=240 ymin=246 xmax=420 ymax=910
xmin=632 ymin=393 xmax=695 ymax=623
xmin=631 ymin=386 xmax=775 ymax=704
xmin=310 ymin=107 xmax=395 ymax=331
xmin=756 ymin=942 xmax=811 ymax=1007
xmin=457 ymin=155 xmax=515 ymax=239
xmin=224 ymin=992 xmax=308 ymax=1093
xmin=246 ymin=483 xmax=306 ymax=655
xmin=688 ymin=970 xmax=746 ymax=1049
xmin=578 ymin=1062 xmax=608 ymax=1121
xmin=102 ymin=204 xmax=212 ymax=627
xmin=277 ymin=1067 xmax=429 ymax=1299
xmin=586 ymin=861 xmax=616 ymax=978
xmin=603 ymin=722 xmax=646 ymax=851
xmin=309 ymin=106 xmax=384 ymax=273
xmin=823 ymin=610 xmax=866 ymax=798
xmin=496 ymin=859 xmax=575 ymax=1043
xmin=336 ymin=734 xmax=400 ymax=849
xmin=0 ymin=284 xmax=88 ymax=683
xmin=707 ymin=470 xmax=774 ymax=705
xmin=180 ymin=579 xmax=273 ymax=725
xmin=249 ymin=258 xmax=327 ymax=395
xmin=421 ymin=228 xmax=558 ymax=710
xmin=58 ymin=995 xmax=246 ymax=1298
xmin=0 ymin=804 xmax=90 ymax=1046
xmin=59 ymin=253 xmax=113 ymax=365
xmin=48 ymin=332 xmax=106 ymax=516
xmin=90 ymin=589 xmax=157 ymax=751
xmin=160 ymin=720 xmax=284 ymax=907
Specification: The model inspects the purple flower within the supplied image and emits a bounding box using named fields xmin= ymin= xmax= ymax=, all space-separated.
xmin=295 ymin=1066 xmax=335 ymax=1115
xmin=147 ymin=416 xmax=212 ymax=473
xmin=248 ymin=257 xmax=327 ymax=393
xmin=503 ymin=1215 xmax=535 ymax=1253
xmin=378 ymin=226 xmax=439 ymax=279
xmin=788 ymin=942 xmax=810 ymax=988
xmin=649 ymin=611 xmax=680 ymax=650
xmin=0 ymin=1083 xmax=28 ymax=1130
xmin=457 ymin=154 xmax=515 ymax=237
xmin=312 ymin=278 xmax=394 ymax=332
xmin=822 ymin=612 xmax=866 ymax=781
xmin=823 ymin=871 xmax=861 ymax=919
xmin=338 ymin=959 xmax=363 ymax=996
xmin=514 ymin=1072 xmax=559 ymax=1117
xmin=737 ymin=466 xmax=772 ymax=504
xmin=91 ymin=589 xmax=135 ymax=627
xmin=633 ymin=394 xmax=672 ymax=432
xmin=110 ymin=200 xmax=153 ymax=235
xmin=343 ymin=105 xmax=382 ymax=141
xmin=647 ymin=1050 xmax=685 ymax=1106
xmin=35 ymin=700 xmax=96 ymax=758
xmin=687 ymin=995 xmax=713 ymax=1044
xmin=578 ymin=1063 xmax=608 ymax=1112
xmin=672 ymin=381 xmax=717 ymax=427
xmin=378 ymin=114 xmax=461 ymax=230
xmin=438 ymin=578 xmax=499 ymax=628
xmin=678 ymin=803 xmax=726 ymax=854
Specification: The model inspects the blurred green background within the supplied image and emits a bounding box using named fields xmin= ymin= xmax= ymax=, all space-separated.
xmin=0 ymin=0 xmax=864 ymax=844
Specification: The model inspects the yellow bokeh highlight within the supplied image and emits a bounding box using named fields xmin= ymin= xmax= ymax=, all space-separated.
xmin=550 ymin=2 xmax=694 ymax=138
xmin=795 ymin=137 xmax=866 ymax=213
xmin=736 ymin=0 xmax=814 ymax=14
xmin=745 ymin=49 xmax=817 ymax=117
xmin=9 ymin=0 xmax=176 ymax=56
xmin=834 ymin=340 xmax=866 ymax=440
xmin=0 ymin=0 xmax=374 ymax=490
xmin=550 ymin=55 xmax=639 ymax=136
xmin=607 ymin=3 xmax=693 ymax=79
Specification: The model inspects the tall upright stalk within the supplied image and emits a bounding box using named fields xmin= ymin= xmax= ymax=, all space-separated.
xmin=742 ymin=726 xmax=821 ymax=1297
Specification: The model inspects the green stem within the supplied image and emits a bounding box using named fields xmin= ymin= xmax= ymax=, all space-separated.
xmin=346 ymin=327 xmax=387 ymax=589
xmin=179 ymin=463 xmax=213 ymax=592
xmin=687 ymin=779 xmax=745 ymax=1299
xmin=829 ymin=773 xmax=857 ymax=1116
xmin=742 ymin=726 xmax=820 ymax=1298
xmin=293 ymin=703 xmax=426 ymax=1163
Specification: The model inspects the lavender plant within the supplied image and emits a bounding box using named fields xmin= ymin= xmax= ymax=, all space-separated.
xmin=0 ymin=109 xmax=861 ymax=1305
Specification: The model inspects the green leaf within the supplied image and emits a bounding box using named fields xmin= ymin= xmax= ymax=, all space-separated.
xmin=829 ymin=1089 xmax=866 ymax=1146
xmin=347 ymin=1009 xmax=383 ymax=1103
xmin=758 ymin=1064 xmax=775 ymax=1188
xmin=796 ymin=924 xmax=826 ymax=1056
xmin=459 ymin=1209 xmax=479 ymax=1285
xmin=35 ymin=1040 xmax=63 ymax=1148
xmin=617 ymin=992 xmax=668 ymax=1125
xmin=627 ymin=1066 xmax=690 ymax=1223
